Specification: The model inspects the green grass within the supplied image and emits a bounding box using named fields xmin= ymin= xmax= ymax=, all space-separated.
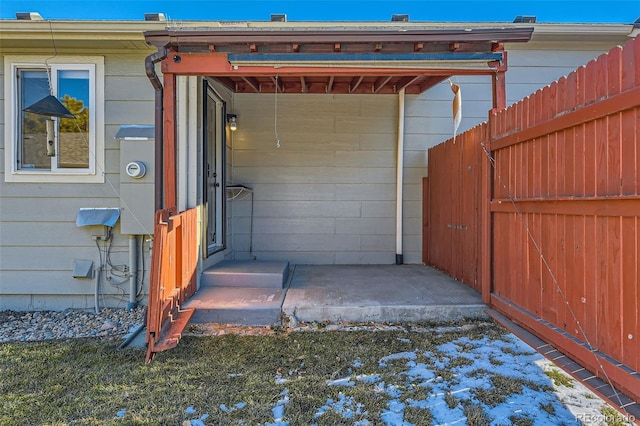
xmin=0 ymin=328 xmax=434 ymax=424
xmin=0 ymin=320 xmax=565 ymax=425
xmin=462 ymin=400 xmax=492 ymax=425
xmin=600 ymin=406 xmax=632 ymax=426
xmin=545 ymin=368 xmax=574 ymax=388
xmin=472 ymin=373 xmax=551 ymax=407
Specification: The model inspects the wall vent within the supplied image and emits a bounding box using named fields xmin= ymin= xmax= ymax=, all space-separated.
xmin=16 ymin=12 xmax=43 ymax=20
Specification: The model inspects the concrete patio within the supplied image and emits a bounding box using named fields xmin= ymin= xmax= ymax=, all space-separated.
xmin=184 ymin=263 xmax=486 ymax=326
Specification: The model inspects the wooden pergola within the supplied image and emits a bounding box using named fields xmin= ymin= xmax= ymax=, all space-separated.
xmin=142 ymin=24 xmax=534 ymax=361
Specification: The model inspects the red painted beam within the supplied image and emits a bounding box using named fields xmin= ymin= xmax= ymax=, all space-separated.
xmin=241 ymin=76 xmax=260 ymax=92
xmin=373 ymin=76 xmax=392 ymax=93
xmin=350 ymin=76 xmax=364 ymax=93
xmin=491 ymin=197 xmax=640 ymax=217
xmin=161 ymin=52 xmax=501 ymax=77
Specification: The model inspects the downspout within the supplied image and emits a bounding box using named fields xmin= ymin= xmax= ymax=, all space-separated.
xmin=145 ymin=47 xmax=167 ymax=211
xmin=395 ymin=88 xmax=405 ymax=265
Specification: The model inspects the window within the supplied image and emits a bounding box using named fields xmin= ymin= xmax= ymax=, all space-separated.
xmin=4 ymin=56 xmax=104 ymax=183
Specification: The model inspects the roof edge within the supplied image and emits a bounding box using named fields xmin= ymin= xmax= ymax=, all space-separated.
xmin=143 ymin=27 xmax=535 ymax=49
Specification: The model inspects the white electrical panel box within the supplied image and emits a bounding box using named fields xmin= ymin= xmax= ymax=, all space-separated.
xmin=117 ymin=126 xmax=155 ymax=235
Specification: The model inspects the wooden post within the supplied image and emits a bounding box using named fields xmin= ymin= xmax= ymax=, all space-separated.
xmin=492 ymin=70 xmax=506 ymax=110
xmin=480 ymin=120 xmax=494 ymax=304
xmin=422 ymin=177 xmax=430 ymax=264
xmin=484 ymin=49 xmax=504 ymax=299
xmin=163 ymin=72 xmax=177 ymax=212
xmin=490 ymin=48 xmax=507 ymax=111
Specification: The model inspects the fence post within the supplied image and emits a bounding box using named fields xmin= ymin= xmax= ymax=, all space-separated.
xmin=480 ymin=120 xmax=494 ymax=304
xmin=422 ymin=177 xmax=429 ymax=264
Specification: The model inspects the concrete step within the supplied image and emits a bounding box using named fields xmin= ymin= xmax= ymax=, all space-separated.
xmin=201 ymin=260 xmax=289 ymax=289
xmin=183 ymin=286 xmax=285 ymax=326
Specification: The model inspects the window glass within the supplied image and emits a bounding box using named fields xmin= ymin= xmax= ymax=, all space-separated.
xmin=57 ymin=69 xmax=90 ymax=168
xmin=19 ymin=70 xmax=49 ymax=169
xmin=6 ymin=56 xmax=103 ymax=183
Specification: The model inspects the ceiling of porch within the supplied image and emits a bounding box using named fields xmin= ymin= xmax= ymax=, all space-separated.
xmin=145 ymin=26 xmax=534 ymax=94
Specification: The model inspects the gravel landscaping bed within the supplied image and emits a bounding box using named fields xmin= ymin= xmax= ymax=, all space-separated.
xmin=0 ymin=307 xmax=146 ymax=342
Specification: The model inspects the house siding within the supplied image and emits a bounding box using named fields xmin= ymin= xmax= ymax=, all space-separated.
xmin=230 ymin=94 xmax=401 ymax=264
xmin=0 ymin=52 xmax=155 ymax=310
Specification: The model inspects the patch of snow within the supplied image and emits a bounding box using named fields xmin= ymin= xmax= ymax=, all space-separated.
xmin=353 ymin=359 xmax=363 ymax=368
xmin=115 ymin=409 xmax=126 ymax=418
xmin=379 ymin=351 xmax=417 ymax=367
xmin=314 ymin=392 xmax=368 ymax=420
xmin=420 ymin=393 xmax=466 ymax=425
xmin=190 ymin=413 xmax=209 ymax=426
xmin=374 ymin=382 xmax=403 ymax=398
xmin=381 ymin=399 xmax=408 ymax=426
xmin=535 ymin=358 xmax=613 ymax=421
xmin=267 ymin=389 xmax=290 ymax=426
xmin=405 ymin=362 xmax=436 ymax=382
xmin=219 ymin=402 xmax=247 ymax=413
xmin=422 ymin=351 xmax=448 ymax=369
xmin=351 ymin=332 xmax=615 ymax=424
xmin=185 ymin=406 xmax=196 ymax=415
xmin=327 ymin=376 xmax=355 ymax=387
xmin=275 ymin=373 xmax=287 ymax=385
xmin=355 ymin=374 xmax=381 ymax=384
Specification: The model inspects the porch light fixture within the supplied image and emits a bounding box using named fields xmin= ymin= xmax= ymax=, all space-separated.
xmin=227 ymin=113 xmax=238 ymax=131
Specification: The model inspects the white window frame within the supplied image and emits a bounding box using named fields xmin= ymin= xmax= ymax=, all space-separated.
xmin=4 ymin=55 xmax=105 ymax=183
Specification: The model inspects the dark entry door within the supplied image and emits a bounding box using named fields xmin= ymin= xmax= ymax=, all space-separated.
xmin=203 ymin=81 xmax=225 ymax=255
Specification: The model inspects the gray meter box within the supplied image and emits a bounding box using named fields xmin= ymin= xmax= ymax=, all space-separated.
xmin=117 ymin=126 xmax=154 ymax=235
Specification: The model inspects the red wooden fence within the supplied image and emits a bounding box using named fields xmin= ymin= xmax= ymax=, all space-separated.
xmin=424 ymin=124 xmax=485 ymax=292
xmin=425 ymin=36 xmax=640 ymax=403
xmin=146 ymin=207 xmax=198 ymax=362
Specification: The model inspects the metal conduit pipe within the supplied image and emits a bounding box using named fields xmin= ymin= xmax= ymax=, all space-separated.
xmin=94 ymin=265 xmax=101 ymax=314
xmin=145 ymin=47 xmax=167 ymax=211
xmin=396 ymin=88 xmax=405 ymax=265
xmin=128 ymin=235 xmax=138 ymax=310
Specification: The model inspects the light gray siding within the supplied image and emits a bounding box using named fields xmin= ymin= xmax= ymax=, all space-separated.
xmin=230 ymin=93 xmax=404 ymax=264
xmin=0 ymin=53 xmax=154 ymax=310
